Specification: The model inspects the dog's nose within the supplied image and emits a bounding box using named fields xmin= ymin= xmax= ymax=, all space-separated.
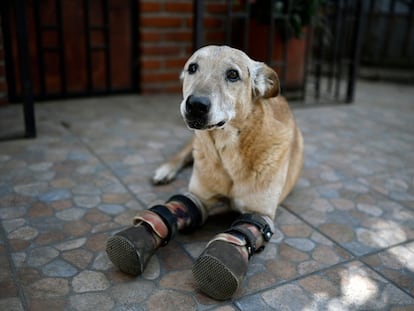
xmin=186 ymin=95 xmax=211 ymax=118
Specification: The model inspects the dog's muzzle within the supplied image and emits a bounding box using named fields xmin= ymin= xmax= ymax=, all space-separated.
xmin=184 ymin=95 xmax=211 ymax=129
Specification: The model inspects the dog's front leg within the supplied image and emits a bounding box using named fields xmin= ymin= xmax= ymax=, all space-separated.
xmin=153 ymin=138 xmax=194 ymax=184
xmin=106 ymin=193 xmax=206 ymax=276
xmin=192 ymin=213 xmax=274 ymax=300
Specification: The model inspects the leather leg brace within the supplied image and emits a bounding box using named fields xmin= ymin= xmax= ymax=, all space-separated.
xmin=224 ymin=213 xmax=274 ymax=259
xmin=133 ymin=206 xmax=176 ymax=246
xmin=133 ymin=193 xmax=207 ymax=246
xmin=166 ymin=193 xmax=207 ymax=233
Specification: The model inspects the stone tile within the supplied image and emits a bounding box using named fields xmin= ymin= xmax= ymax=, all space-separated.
xmin=159 ymin=269 xmax=194 ymax=292
xmin=146 ymin=289 xmax=196 ymax=311
xmin=29 ymin=298 xmax=66 ymax=311
xmin=42 ymin=259 xmax=78 ymax=277
xmin=283 ymin=181 xmax=414 ymax=255
xmin=158 ymin=242 xmax=194 ymax=271
xmin=362 ymin=241 xmax=414 ymax=296
xmin=72 ymin=270 xmax=110 ymax=293
xmin=235 ymin=261 xmax=414 ymax=310
xmin=359 ymin=169 xmax=414 ymax=210
xmin=69 ymin=293 xmax=114 ymax=311
xmin=0 ymin=298 xmax=24 ymax=311
xmin=231 ymin=208 xmax=353 ymax=297
xmin=27 ymin=278 xmax=69 ymax=298
xmin=62 ymin=249 xmax=93 ymax=270
xmin=109 ymin=280 xmax=154 ymax=306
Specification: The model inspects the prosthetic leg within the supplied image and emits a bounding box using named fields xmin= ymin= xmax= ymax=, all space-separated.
xmin=106 ymin=193 xmax=206 ymax=276
xmin=106 ymin=194 xmax=273 ymax=301
xmin=192 ymin=213 xmax=274 ymax=300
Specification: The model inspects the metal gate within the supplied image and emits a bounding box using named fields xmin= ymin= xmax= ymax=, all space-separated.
xmin=2 ymin=0 xmax=139 ymax=102
xmin=194 ymin=0 xmax=364 ymax=104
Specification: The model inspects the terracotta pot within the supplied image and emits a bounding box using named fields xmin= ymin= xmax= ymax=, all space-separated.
xmin=248 ymin=20 xmax=308 ymax=90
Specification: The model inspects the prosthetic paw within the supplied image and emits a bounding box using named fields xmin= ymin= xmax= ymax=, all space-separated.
xmin=192 ymin=234 xmax=249 ymax=300
xmin=106 ymin=223 xmax=159 ymax=276
xmin=106 ymin=205 xmax=175 ymax=276
xmin=192 ymin=213 xmax=274 ymax=300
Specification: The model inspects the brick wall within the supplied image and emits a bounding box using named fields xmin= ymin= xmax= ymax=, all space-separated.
xmin=0 ymin=1 xmax=229 ymax=99
xmin=139 ymin=0 xmax=228 ymax=93
xmin=0 ymin=16 xmax=7 ymax=104
xmin=139 ymin=1 xmax=193 ymax=93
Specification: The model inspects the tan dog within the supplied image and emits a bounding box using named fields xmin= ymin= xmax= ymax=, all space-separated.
xmin=153 ymin=45 xmax=303 ymax=221
xmin=106 ymin=45 xmax=304 ymax=301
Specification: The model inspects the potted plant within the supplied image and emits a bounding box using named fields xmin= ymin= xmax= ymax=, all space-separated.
xmin=247 ymin=0 xmax=323 ymax=91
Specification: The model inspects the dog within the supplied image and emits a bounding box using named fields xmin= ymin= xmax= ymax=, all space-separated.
xmin=106 ymin=45 xmax=304 ymax=300
xmin=152 ymin=45 xmax=303 ymax=221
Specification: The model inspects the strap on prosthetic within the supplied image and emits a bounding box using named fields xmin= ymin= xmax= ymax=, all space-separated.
xmin=166 ymin=193 xmax=207 ymax=233
xmin=132 ymin=208 xmax=175 ymax=246
xmin=148 ymin=205 xmax=178 ymax=245
xmin=225 ymin=213 xmax=274 ymax=258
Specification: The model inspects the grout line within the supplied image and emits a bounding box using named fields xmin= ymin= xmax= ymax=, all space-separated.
xmin=360 ymin=255 xmax=414 ymax=300
xmin=281 ymin=205 xmax=414 ymax=298
xmin=0 ymin=222 xmax=30 ymax=310
xmin=58 ymin=119 xmax=150 ymax=212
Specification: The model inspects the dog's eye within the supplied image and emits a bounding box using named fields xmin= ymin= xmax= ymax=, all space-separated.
xmin=226 ymin=69 xmax=240 ymax=82
xmin=188 ymin=63 xmax=198 ymax=74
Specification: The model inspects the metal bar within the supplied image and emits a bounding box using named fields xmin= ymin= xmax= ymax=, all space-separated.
xmin=83 ymin=0 xmax=93 ymax=93
xmin=14 ymin=0 xmax=36 ymax=138
xmin=33 ymin=0 xmax=46 ymax=97
xmin=381 ymin=0 xmax=396 ymax=59
xmin=42 ymin=47 xmax=62 ymax=52
xmin=129 ymin=0 xmax=139 ymax=92
xmin=335 ymin=0 xmax=345 ymax=100
xmin=40 ymin=24 xmax=59 ymax=30
xmin=1 ymin=0 xmax=18 ymax=102
xmin=268 ymin=0 xmax=276 ymax=65
xmin=102 ymin=0 xmax=111 ymax=91
xmin=243 ymin=0 xmax=250 ymax=52
xmin=301 ymin=22 xmax=312 ymax=102
xmin=281 ymin=0 xmax=291 ymax=86
xmin=327 ymin=1 xmax=341 ymax=94
xmin=90 ymin=25 xmax=108 ymax=30
xmin=402 ymin=0 xmax=414 ymax=58
xmin=193 ymin=0 xmax=204 ymax=50
xmin=346 ymin=0 xmax=363 ymax=103
xmin=56 ymin=0 xmax=67 ymax=96
xmin=225 ymin=0 xmax=232 ymax=45
xmin=91 ymin=46 xmax=109 ymax=50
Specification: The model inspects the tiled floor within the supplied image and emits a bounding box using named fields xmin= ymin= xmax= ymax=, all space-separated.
xmin=0 ymin=80 xmax=413 ymax=310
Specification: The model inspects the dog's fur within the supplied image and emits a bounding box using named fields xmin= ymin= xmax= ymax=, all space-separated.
xmin=153 ymin=45 xmax=303 ymax=220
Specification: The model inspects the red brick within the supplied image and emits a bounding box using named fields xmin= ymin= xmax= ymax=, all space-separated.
xmin=141 ymin=17 xmax=183 ymax=28
xmin=186 ymin=17 xmax=193 ymax=28
xmin=0 ymin=97 xmax=8 ymax=106
xmin=165 ymin=2 xmax=193 ymax=13
xmin=206 ymin=31 xmax=226 ymax=43
xmin=164 ymin=31 xmax=192 ymax=42
xmin=141 ymin=31 xmax=163 ymax=42
xmin=141 ymin=72 xmax=180 ymax=83
xmin=165 ymin=58 xmax=187 ymax=69
xmin=207 ymin=3 xmax=227 ymax=14
xmin=141 ymin=45 xmax=181 ymax=56
xmin=165 ymin=84 xmax=182 ymax=93
xmin=0 ymin=80 xmax=7 ymax=92
xmin=142 ymin=60 xmax=162 ymax=70
xmin=140 ymin=2 xmax=162 ymax=12
xmin=204 ymin=17 xmax=224 ymax=29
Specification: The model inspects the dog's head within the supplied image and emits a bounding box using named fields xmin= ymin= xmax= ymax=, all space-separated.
xmin=180 ymin=45 xmax=280 ymax=130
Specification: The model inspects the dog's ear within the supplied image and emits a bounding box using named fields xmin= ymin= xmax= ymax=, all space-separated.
xmin=252 ymin=62 xmax=280 ymax=98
